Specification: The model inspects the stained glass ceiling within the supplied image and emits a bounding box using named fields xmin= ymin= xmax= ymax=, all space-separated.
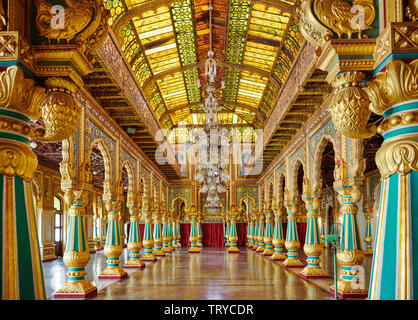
xmin=104 ymin=0 xmax=302 ymax=139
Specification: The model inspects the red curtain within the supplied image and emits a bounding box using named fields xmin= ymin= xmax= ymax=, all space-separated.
xmin=202 ymin=223 xmax=224 ymax=247
xmin=281 ymin=222 xmax=307 ymax=245
xmin=236 ymin=223 xmax=247 ymax=247
xmin=139 ymin=223 xmax=145 ymax=241
xmin=297 ymin=222 xmax=307 ymax=245
xmin=180 ymin=223 xmax=191 ymax=247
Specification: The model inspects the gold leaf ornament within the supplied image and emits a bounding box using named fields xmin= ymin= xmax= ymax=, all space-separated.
xmin=37 ymin=77 xmax=80 ymax=142
xmin=330 ymin=72 xmax=376 ymax=139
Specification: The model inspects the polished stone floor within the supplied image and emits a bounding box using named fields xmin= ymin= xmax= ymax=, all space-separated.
xmin=41 ymin=246 xmax=374 ymax=300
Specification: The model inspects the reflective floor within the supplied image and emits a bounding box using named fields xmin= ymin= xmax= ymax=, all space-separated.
xmin=42 ymin=247 xmax=351 ymax=300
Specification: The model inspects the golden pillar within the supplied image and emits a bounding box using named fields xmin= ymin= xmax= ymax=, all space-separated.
xmin=271 ymin=200 xmax=286 ymax=261
xmin=0 ymin=64 xmax=83 ymax=299
xmin=142 ymin=198 xmax=156 ymax=262
xmin=227 ymin=205 xmax=239 ymax=253
xmin=124 ymin=194 xmax=145 ymax=269
xmin=300 ymin=179 xmax=329 ymax=279
xmin=98 ymin=197 xmax=127 ymax=279
xmin=263 ymin=204 xmax=274 ymax=256
xmin=224 ymin=213 xmax=231 ymax=247
xmin=152 ymin=202 xmax=165 ymax=257
xmin=197 ymin=212 xmax=203 ymax=247
xmin=188 ymin=205 xmax=200 ymax=253
xmin=54 ymin=189 xmax=97 ymax=298
xmin=256 ymin=210 xmax=265 ymax=253
xmin=282 ymin=190 xmax=304 ymax=268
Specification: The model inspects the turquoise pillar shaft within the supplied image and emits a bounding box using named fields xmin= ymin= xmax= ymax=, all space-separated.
xmin=253 ymin=220 xmax=259 ymax=249
xmin=320 ymin=222 xmax=325 ymax=244
xmin=256 ymin=217 xmax=265 ymax=251
xmin=369 ymin=98 xmax=418 ymax=300
xmin=304 ymin=209 xmax=321 ymax=267
xmin=272 ymin=215 xmax=285 ymax=258
xmin=162 ymin=219 xmax=169 ymax=251
xmin=225 ymin=222 xmax=230 ymax=245
xmin=263 ymin=215 xmax=273 ymax=255
xmin=0 ymin=108 xmax=47 ymax=300
xmin=142 ymin=215 xmax=155 ymax=258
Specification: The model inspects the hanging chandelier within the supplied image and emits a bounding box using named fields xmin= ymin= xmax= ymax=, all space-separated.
xmin=193 ymin=0 xmax=229 ymax=208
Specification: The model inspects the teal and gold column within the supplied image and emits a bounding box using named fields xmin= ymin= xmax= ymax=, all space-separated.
xmin=365 ymin=59 xmax=418 ymax=300
xmin=252 ymin=210 xmax=259 ymax=250
xmin=167 ymin=211 xmax=174 ymax=251
xmin=282 ymin=190 xmax=304 ymax=268
xmin=101 ymin=218 xmax=107 ymax=248
xmin=263 ymin=206 xmax=274 ymax=256
xmin=188 ymin=205 xmax=200 ymax=253
xmin=124 ymin=196 xmax=145 ymax=269
xmin=98 ymin=198 xmax=127 ymax=280
xmin=142 ymin=199 xmax=157 ymax=262
xmin=162 ymin=210 xmax=169 ymax=253
xmin=225 ymin=214 xmax=231 ymax=247
xmin=54 ymin=189 xmax=97 ymax=298
xmin=300 ymin=179 xmax=329 ymax=279
xmin=271 ymin=201 xmax=286 ymax=261
xmin=247 ymin=214 xmax=254 ymax=248
xmin=197 ymin=212 xmax=203 ymax=248
xmin=176 ymin=217 xmax=182 ymax=248
xmin=228 ymin=205 xmax=239 ymax=253
xmin=152 ymin=202 xmax=165 ymax=257
xmin=0 ymin=67 xmax=82 ymax=299
xmin=256 ymin=211 xmax=265 ymax=253
xmin=330 ymin=179 xmax=367 ymax=298
xmin=363 ymin=200 xmax=373 ymax=256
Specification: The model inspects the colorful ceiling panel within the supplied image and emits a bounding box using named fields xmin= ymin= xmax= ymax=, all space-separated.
xmin=105 ymin=0 xmax=302 ymax=141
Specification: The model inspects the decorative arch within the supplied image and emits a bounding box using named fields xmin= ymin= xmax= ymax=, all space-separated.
xmin=291 ymin=159 xmax=305 ymax=198
xmin=313 ymin=135 xmax=337 ymax=185
xmin=88 ymin=138 xmax=113 ymax=195
xmin=277 ymin=172 xmax=286 ymax=204
xmin=238 ymin=196 xmax=256 ymax=221
xmin=171 ymin=196 xmax=188 ymax=211
xmin=121 ymin=160 xmax=135 ymax=199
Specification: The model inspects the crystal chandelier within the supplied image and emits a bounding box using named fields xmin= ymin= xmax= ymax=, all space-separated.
xmin=193 ymin=0 xmax=228 ymax=208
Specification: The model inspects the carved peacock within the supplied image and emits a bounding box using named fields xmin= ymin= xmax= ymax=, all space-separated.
xmin=313 ymin=0 xmax=376 ymax=39
xmin=34 ymin=0 xmax=95 ymax=44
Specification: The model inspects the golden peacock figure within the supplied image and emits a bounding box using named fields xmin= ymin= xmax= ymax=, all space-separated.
xmin=313 ymin=0 xmax=376 ymax=39
xmin=34 ymin=0 xmax=95 ymax=44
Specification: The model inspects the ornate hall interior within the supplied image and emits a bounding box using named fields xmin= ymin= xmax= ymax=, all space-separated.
xmin=0 ymin=0 xmax=418 ymax=302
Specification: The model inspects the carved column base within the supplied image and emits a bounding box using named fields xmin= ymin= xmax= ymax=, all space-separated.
xmin=299 ymin=266 xmax=329 ymax=279
xmin=124 ymin=251 xmax=145 ymax=269
xmin=98 ymin=266 xmax=128 ymax=280
xmin=152 ymin=249 xmax=165 ymax=257
xmin=263 ymin=243 xmax=274 ymax=256
xmin=281 ymin=257 xmax=305 ymax=268
xmin=271 ymin=252 xmax=286 ymax=261
xmin=256 ymin=243 xmax=265 ymax=253
xmin=53 ymin=280 xmax=97 ymax=299
xmin=364 ymin=249 xmax=373 ymax=256
xmin=189 ymin=245 xmax=200 ymax=253
xmin=142 ymin=252 xmax=157 ymax=262
xmin=330 ymin=281 xmax=368 ymax=299
xmin=228 ymin=246 xmax=239 ymax=253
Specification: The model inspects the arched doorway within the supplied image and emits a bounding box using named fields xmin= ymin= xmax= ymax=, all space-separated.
xmin=317 ymin=139 xmax=337 ymax=242
xmin=294 ymin=162 xmax=307 ymax=244
xmin=54 ymin=195 xmax=63 ymax=257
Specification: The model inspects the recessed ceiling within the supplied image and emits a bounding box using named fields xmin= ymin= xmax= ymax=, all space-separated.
xmin=105 ymin=0 xmax=302 ymax=142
